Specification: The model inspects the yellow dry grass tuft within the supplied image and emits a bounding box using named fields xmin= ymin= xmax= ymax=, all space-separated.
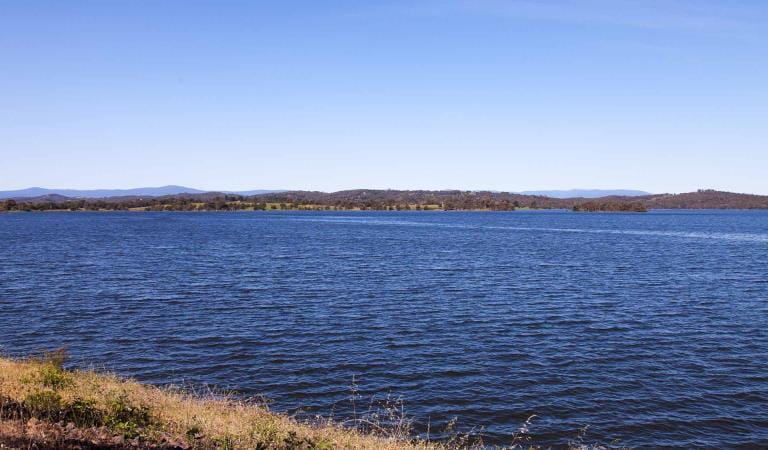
xmin=0 ymin=354 xmax=449 ymax=449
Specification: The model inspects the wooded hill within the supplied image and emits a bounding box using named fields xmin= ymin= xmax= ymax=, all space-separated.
xmin=2 ymin=189 xmax=767 ymax=212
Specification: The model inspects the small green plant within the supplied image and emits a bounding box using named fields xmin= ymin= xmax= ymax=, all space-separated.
xmin=104 ymin=393 xmax=152 ymax=438
xmin=36 ymin=362 xmax=73 ymax=390
xmin=282 ymin=431 xmax=330 ymax=449
xmin=41 ymin=348 xmax=68 ymax=369
xmin=23 ymin=391 xmax=62 ymax=418
xmin=250 ymin=419 xmax=282 ymax=446
xmin=186 ymin=425 xmax=203 ymax=440
xmin=26 ymin=348 xmax=73 ymax=390
xmin=63 ymin=398 xmax=103 ymax=427
xmin=214 ymin=434 xmax=237 ymax=450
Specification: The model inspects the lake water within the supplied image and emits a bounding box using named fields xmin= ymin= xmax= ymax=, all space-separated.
xmin=1 ymin=211 xmax=767 ymax=447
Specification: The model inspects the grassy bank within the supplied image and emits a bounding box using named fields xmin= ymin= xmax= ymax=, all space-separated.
xmin=0 ymin=352 xmax=453 ymax=449
xmin=0 ymin=353 xmax=612 ymax=449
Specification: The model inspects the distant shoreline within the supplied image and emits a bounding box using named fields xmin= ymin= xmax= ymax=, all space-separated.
xmin=3 ymin=189 xmax=768 ymax=212
xmin=4 ymin=207 xmax=768 ymax=214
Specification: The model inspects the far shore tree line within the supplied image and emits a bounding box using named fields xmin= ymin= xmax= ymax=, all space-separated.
xmin=2 ymin=189 xmax=768 ymax=212
xmin=572 ymin=201 xmax=647 ymax=213
xmin=1 ymin=196 xmax=523 ymax=212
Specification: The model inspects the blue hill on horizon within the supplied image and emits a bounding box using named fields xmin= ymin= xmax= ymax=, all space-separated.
xmin=0 ymin=186 xmax=285 ymax=199
xmin=520 ymin=189 xmax=653 ymax=198
xmin=0 ymin=186 xmax=652 ymax=200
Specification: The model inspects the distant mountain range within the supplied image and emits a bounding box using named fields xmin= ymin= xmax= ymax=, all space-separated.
xmin=4 ymin=188 xmax=767 ymax=210
xmin=0 ymin=186 xmax=652 ymax=200
xmin=4 ymin=188 xmax=768 ymax=210
xmin=0 ymin=186 xmax=285 ymax=199
xmin=520 ymin=189 xmax=652 ymax=198
xmin=0 ymin=186 xmax=655 ymax=200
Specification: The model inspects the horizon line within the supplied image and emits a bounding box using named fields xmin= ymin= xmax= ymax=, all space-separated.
xmin=4 ymin=185 xmax=768 ymax=197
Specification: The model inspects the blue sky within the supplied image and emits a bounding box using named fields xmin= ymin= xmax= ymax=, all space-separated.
xmin=2 ymin=0 xmax=767 ymax=193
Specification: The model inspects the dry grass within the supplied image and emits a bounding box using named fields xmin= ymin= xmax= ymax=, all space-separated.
xmin=0 ymin=352 xmax=620 ymax=449
xmin=0 ymin=352 xmax=455 ymax=449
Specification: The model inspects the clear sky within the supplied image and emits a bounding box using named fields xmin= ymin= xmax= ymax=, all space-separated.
xmin=2 ymin=1 xmax=767 ymax=194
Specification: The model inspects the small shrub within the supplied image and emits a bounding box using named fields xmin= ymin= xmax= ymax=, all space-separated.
xmin=0 ymin=395 xmax=26 ymax=420
xmin=282 ymin=431 xmax=331 ymax=449
xmin=42 ymin=348 xmax=68 ymax=369
xmin=63 ymin=398 xmax=104 ymax=427
xmin=214 ymin=434 xmax=237 ymax=450
xmin=250 ymin=419 xmax=281 ymax=445
xmin=23 ymin=391 xmax=62 ymax=419
xmin=186 ymin=425 xmax=203 ymax=440
xmin=104 ymin=394 xmax=152 ymax=438
xmin=36 ymin=362 xmax=73 ymax=390
xmin=26 ymin=348 xmax=73 ymax=390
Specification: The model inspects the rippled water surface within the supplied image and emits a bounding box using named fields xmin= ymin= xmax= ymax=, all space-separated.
xmin=2 ymin=211 xmax=768 ymax=447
